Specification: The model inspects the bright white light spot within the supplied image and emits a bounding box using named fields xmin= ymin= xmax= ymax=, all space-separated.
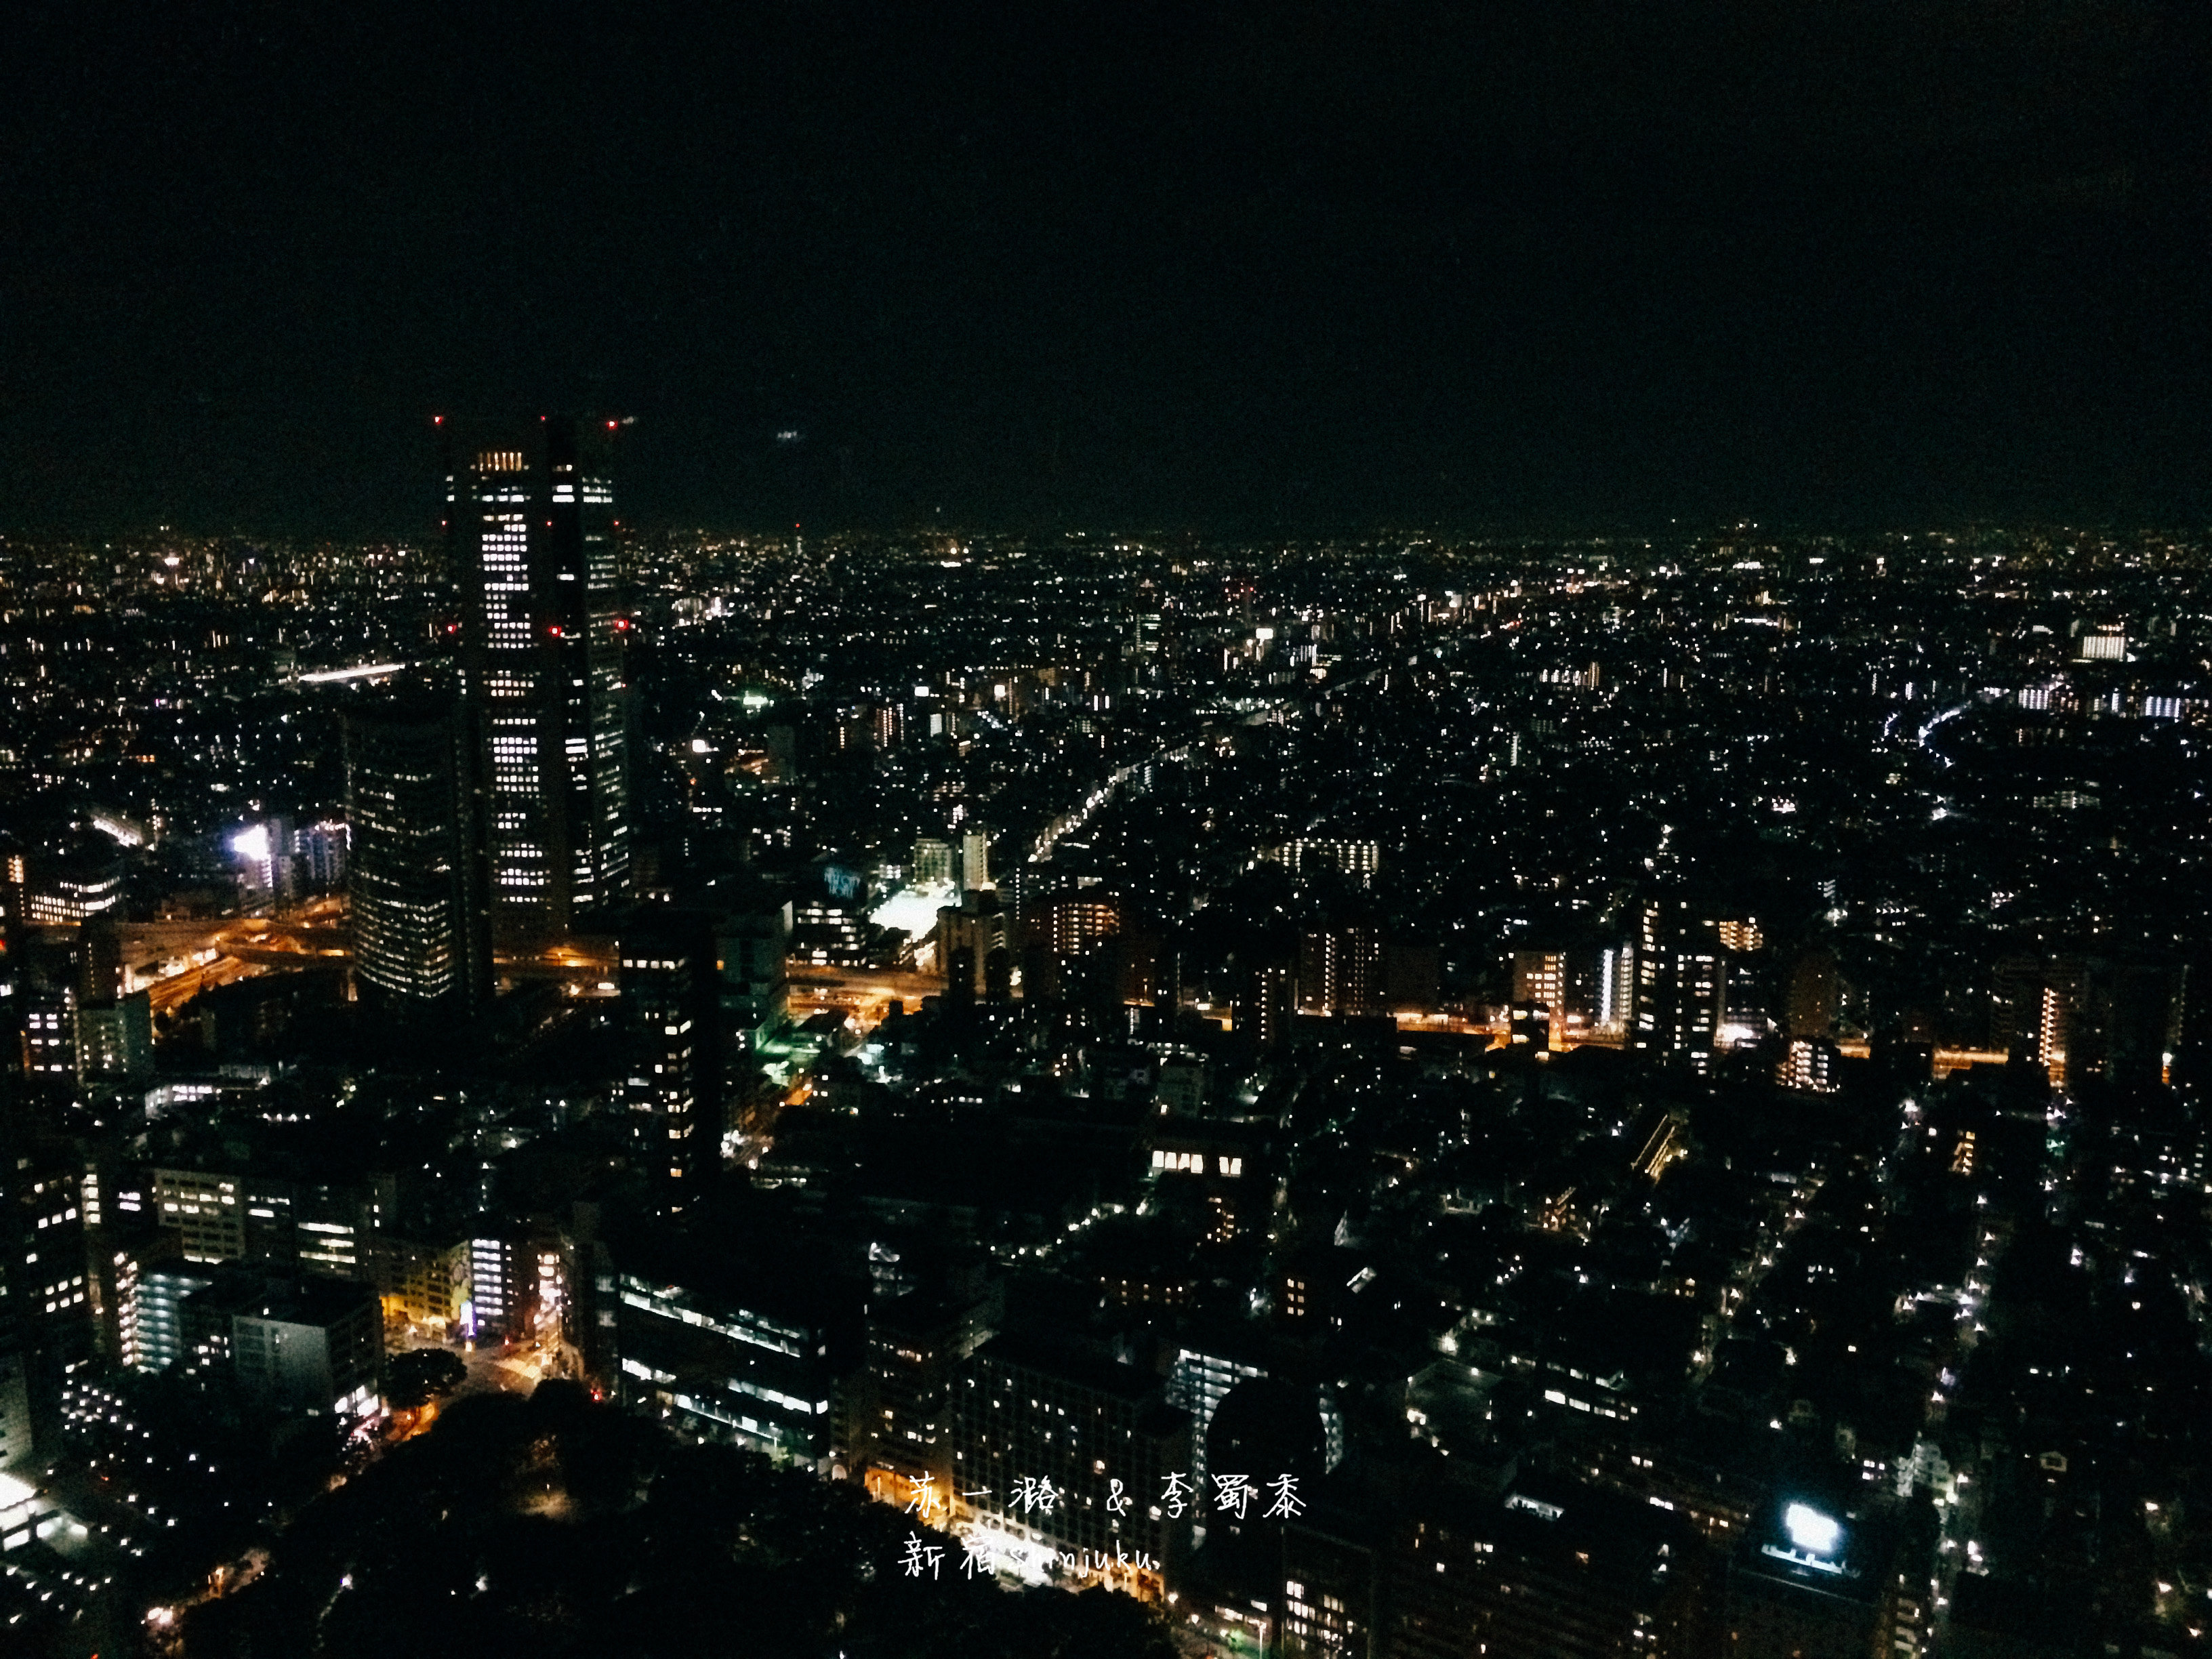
xmin=298 ymin=661 xmax=408 ymax=684
xmin=1784 ymin=1503 xmax=1841 ymax=1557
xmin=870 ymin=882 xmax=954 ymax=939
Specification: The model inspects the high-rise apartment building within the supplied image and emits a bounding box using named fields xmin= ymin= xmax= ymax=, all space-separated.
xmin=1512 ymin=949 xmax=1567 ymax=1033
xmin=1280 ymin=1472 xmax=1713 ymax=1659
xmin=230 ymin=815 xmax=295 ymax=909
xmin=960 ymin=830 xmax=991 ymax=893
xmin=1300 ymin=924 xmax=1382 ymax=1016
xmin=1039 ymin=891 xmax=1122 ymax=959
xmin=449 ymin=416 xmax=630 ymax=938
xmin=293 ymin=817 xmax=350 ymax=892
xmin=1240 ymin=962 xmax=1295 ymax=1049
xmin=1631 ymin=899 xmax=1727 ymax=1071
xmin=344 ymin=696 xmax=493 ymax=1011
xmin=466 ymin=1228 xmax=568 ymax=1345
xmin=1263 ymin=838 xmax=1382 ymax=886
xmin=1599 ymin=943 xmax=1635 ymax=1033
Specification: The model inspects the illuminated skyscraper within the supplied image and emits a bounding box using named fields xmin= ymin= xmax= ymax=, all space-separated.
xmin=344 ymin=696 xmax=493 ymax=1011
xmin=615 ymin=907 xmax=722 ymax=1212
xmin=448 ymin=416 xmax=630 ymax=938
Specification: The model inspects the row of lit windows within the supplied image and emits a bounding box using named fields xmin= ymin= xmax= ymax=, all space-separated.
xmin=1151 ymin=1150 xmax=1242 ymax=1177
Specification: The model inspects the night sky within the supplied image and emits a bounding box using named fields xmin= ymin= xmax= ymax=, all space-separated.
xmin=4 ymin=1 xmax=2207 ymax=537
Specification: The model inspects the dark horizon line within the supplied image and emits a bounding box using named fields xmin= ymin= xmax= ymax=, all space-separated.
xmin=4 ymin=510 xmax=2207 ymax=550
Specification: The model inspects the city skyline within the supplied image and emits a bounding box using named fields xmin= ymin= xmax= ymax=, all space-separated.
xmin=3 ymin=5 xmax=2211 ymax=1656
xmin=0 ymin=513 xmax=2207 ymax=1653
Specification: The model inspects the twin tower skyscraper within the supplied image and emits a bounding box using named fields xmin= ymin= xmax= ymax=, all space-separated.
xmin=345 ymin=416 xmax=632 ymax=1012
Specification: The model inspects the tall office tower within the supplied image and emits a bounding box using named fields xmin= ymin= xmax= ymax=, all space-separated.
xmin=449 ymin=416 xmax=630 ymax=939
xmin=344 ymin=696 xmax=493 ymax=1012
xmin=20 ymin=985 xmax=75 ymax=1080
xmin=0 ymin=1135 xmax=94 ymax=1466
xmin=615 ymin=908 xmax=724 ymax=1212
xmin=714 ymin=891 xmax=793 ymax=1055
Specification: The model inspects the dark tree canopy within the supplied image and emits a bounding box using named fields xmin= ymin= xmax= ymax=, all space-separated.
xmin=181 ymin=1389 xmax=1178 ymax=1659
xmin=384 ymin=1347 xmax=468 ymax=1410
